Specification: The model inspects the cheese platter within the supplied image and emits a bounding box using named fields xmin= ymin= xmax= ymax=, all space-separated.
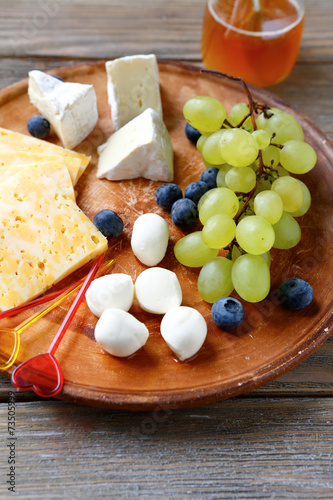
xmin=0 ymin=60 xmax=332 ymax=410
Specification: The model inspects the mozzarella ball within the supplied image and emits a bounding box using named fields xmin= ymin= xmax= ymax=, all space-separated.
xmin=86 ymin=273 xmax=134 ymax=317
xmin=135 ymin=267 xmax=182 ymax=314
xmin=131 ymin=213 xmax=169 ymax=266
xmin=160 ymin=306 xmax=207 ymax=361
xmin=95 ymin=308 xmax=149 ymax=357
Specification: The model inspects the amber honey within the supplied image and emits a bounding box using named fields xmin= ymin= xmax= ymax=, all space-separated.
xmin=201 ymin=0 xmax=304 ymax=87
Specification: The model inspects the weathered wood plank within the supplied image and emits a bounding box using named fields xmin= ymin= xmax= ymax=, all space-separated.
xmin=0 ymin=0 xmax=332 ymax=62
xmin=0 ymin=398 xmax=332 ymax=498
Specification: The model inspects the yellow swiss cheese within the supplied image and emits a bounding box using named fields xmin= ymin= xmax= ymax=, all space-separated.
xmin=0 ymin=127 xmax=90 ymax=181
xmin=0 ymin=161 xmax=75 ymax=201
xmin=0 ymin=149 xmax=82 ymax=186
xmin=0 ymin=164 xmax=107 ymax=311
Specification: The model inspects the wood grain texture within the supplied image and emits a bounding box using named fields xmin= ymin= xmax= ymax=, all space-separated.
xmin=0 ymin=0 xmax=332 ymax=61
xmin=0 ymin=399 xmax=333 ymax=499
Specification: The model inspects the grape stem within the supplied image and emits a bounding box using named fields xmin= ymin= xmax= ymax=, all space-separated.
xmin=201 ymin=68 xmax=257 ymax=131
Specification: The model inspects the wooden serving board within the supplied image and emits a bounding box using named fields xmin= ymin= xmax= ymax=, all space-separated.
xmin=0 ymin=61 xmax=332 ymax=410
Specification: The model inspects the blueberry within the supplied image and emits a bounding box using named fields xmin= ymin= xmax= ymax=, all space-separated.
xmin=27 ymin=115 xmax=50 ymax=139
xmin=185 ymin=181 xmax=209 ymax=205
xmin=94 ymin=209 xmax=124 ymax=238
xmin=51 ymin=75 xmax=64 ymax=82
xmin=211 ymin=297 xmax=244 ymax=330
xmin=155 ymin=183 xmax=183 ymax=211
xmin=277 ymin=278 xmax=313 ymax=311
xmin=171 ymin=198 xmax=198 ymax=230
xmin=185 ymin=122 xmax=201 ymax=145
xmin=200 ymin=167 xmax=219 ymax=189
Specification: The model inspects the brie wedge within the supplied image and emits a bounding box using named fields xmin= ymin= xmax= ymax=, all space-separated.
xmin=28 ymin=70 xmax=98 ymax=150
xmin=97 ymin=108 xmax=173 ymax=182
xmin=106 ymin=54 xmax=163 ymax=130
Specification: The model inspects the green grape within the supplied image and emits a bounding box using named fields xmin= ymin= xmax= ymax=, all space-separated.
xmin=236 ymin=215 xmax=275 ymax=255
xmin=280 ymin=140 xmax=317 ymax=174
xmin=255 ymin=177 xmax=273 ymax=194
xmin=254 ymin=190 xmax=283 ymax=224
xmin=202 ymin=130 xmax=226 ymax=164
xmin=289 ymin=180 xmax=311 ymax=217
xmin=252 ymin=129 xmax=271 ymax=150
xmin=258 ymin=110 xmax=304 ymax=144
xmin=197 ymin=188 xmax=218 ymax=211
xmin=174 ymin=231 xmax=218 ymax=267
xmin=272 ymin=212 xmax=301 ymax=249
xmin=183 ymin=96 xmax=227 ymax=134
xmin=256 ymin=107 xmax=282 ymax=129
xmin=275 ymin=165 xmax=290 ymax=177
xmin=225 ymin=166 xmax=256 ymax=193
xmin=229 ymin=102 xmax=252 ymax=129
xmin=199 ymin=187 xmax=239 ymax=224
xmin=231 ymin=254 xmax=270 ymax=302
xmin=198 ymin=257 xmax=234 ymax=303
xmin=271 ymin=176 xmax=304 ymax=213
xmin=216 ymin=164 xmax=232 ymax=187
xmin=196 ymin=134 xmax=210 ymax=153
xmin=219 ymin=128 xmax=259 ymax=168
xmin=260 ymin=145 xmax=280 ymax=168
xmin=202 ymin=214 xmax=236 ymax=249
xmin=260 ymin=251 xmax=271 ymax=268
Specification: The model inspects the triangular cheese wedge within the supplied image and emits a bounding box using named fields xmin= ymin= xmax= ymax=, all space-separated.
xmin=0 ymin=161 xmax=75 ymax=201
xmin=0 ymin=149 xmax=81 ymax=185
xmin=0 ymin=127 xmax=90 ymax=179
xmin=0 ymin=164 xmax=107 ymax=311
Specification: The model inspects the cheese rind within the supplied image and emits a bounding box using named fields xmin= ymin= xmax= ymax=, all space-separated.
xmin=0 ymin=127 xmax=90 ymax=179
xmin=106 ymin=54 xmax=163 ymax=130
xmin=28 ymin=70 xmax=98 ymax=150
xmin=0 ymin=164 xmax=107 ymax=311
xmin=97 ymin=108 xmax=173 ymax=182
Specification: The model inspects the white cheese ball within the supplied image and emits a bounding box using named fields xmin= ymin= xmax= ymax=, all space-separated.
xmin=95 ymin=308 xmax=149 ymax=357
xmin=160 ymin=306 xmax=207 ymax=361
xmin=86 ymin=274 xmax=134 ymax=317
xmin=131 ymin=213 xmax=169 ymax=266
xmin=135 ymin=267 xmax=182 ymax=314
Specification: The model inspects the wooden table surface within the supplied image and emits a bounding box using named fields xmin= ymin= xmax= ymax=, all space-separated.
xmin=0 ymin=1 xmax=333 ymax=498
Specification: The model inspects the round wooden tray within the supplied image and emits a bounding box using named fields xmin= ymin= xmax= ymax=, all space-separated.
xmin=0 ymin=61 xmax=332 ymax=410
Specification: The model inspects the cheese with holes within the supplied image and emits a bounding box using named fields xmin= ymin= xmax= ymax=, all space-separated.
xmin=28 ymin=70 xmax=98 ymax=150
xmin=0 ymin=149 xmax=82 ymax=185
xmin=0 ymin=127 xmax=90 ymax=180
xmin=0 ymin=161 xmax=75 ymax=201
xmin=106 ymin=54 xmax=163 ymax=130
xmin=97 ymin=108 xmax=173 ymax=182
xmin=0 ymin=164 xmax=107 ymax=311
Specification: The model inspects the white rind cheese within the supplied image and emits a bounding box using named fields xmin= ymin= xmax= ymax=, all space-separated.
xmin=97 ymin=108 xmax=174 ymax=182
xmin=28 ymin=70 xmax=98 ymax=150
xmin=106 ymin=54 xmax=163 ymax=130
xmin=0 ymin=164 xmax=107 ymax=311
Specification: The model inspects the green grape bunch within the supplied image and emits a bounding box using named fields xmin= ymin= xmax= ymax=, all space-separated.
xmin=176 ymin=92 xmax=316 ymax=305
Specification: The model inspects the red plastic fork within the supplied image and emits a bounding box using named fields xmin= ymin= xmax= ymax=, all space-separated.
xmin=11 ymin=254 xmax=103 ymax=398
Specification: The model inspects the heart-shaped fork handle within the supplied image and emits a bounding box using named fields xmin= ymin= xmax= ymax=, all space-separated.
xmin=11 ymin=254 xmax=104 ymax=397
